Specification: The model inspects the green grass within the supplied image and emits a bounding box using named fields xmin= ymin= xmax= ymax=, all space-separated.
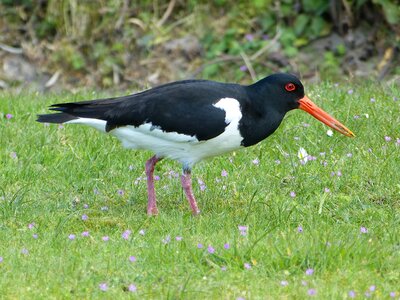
xmin=0 ymin=82 xmax=399 ymax=299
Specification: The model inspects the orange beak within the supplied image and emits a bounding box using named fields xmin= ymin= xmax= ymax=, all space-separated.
xmin=298 ymin=96 xmax=355 ymax=137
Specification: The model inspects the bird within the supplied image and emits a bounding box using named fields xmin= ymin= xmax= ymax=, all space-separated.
xmin=37 ymin=73 xmax=354 ymax=216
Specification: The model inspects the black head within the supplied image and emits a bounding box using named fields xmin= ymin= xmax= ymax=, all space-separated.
xmin=249 ymin=73 xmax=305 ymax=113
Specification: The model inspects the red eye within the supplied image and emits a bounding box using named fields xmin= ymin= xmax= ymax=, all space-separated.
xmin=285 ymin=83 xmax=296 ymax=92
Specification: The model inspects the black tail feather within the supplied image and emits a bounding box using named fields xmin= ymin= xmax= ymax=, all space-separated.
xmin=37 ymin=113 xmax=78 ymax=124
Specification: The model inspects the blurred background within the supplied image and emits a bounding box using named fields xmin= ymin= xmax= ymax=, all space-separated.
xmin=0 ymin=0 xmax=399 ymax=92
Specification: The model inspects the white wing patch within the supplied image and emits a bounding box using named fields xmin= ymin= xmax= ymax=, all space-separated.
xmin=63 ymin=97 xmax=244 ymax=167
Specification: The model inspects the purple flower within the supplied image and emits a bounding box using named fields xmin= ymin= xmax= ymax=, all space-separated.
xmin=275 ymin=159 xmax=281 ymax=164
xmin=117 ymin=189 xmax=125 ymax=196
xmin=308 ymin=288 xmax=317 ymax=296
xmin=32 ymin=234 xmax=38 ymax=239
xmin=301 ymin=280 xmax=308 ymax=286
xmin=139 ymin=229 xmax=145 ymax=235
xmin=369 ymin=285 xmax=376 ymax=292
xmin=245 ymin=33 xmax=254 ymax=41
xmin=129 ymin=256 xmax=136 ymax=262
xmin=102 ymin=236 xmax=109 ymax=242
xmin=82 ymin=231 xmax=89 ymax=237
xmin=176 ymin=236 xmax=182 ymax=241
xmin=10 ymin=152 xmax=17 ymax=159
xmin=207 ymin=246 xmax=215 ymax=254
xmin=385 ymin=136 xmax=391 ymax=142
xmin=81 ymin=214 xmax=88 ymax=221
xmin=198 ymin=178 xmax=207 ymax=191
xmin=244 ymin=263 xmax=251 ymax=269
xmin=252 ymin=158 xmax=260 ymax=165
xmin=122 ymin=230 xmax=131 ymax=240
xmin=99 ymin=283 xmax=108 ymax=291
xmin=337 ymin=170 xmax=342 ymax=177
xmin=68 ymin=234 xmax=76 ymax=240
xmin=238 ymin=225 xmax=248 ymax=236
xmin=21 ymin=248 xmax=28 ymax=255
xmin=348 ymin=290 xmax=356 ymax=298
xmin=360 ymin=226 xmax=368 ymax=234
xmin=154 ymin=175 xmax=160 ymax=181
xmin=280 ymin=280 xmax=288 ymax=286
xmin=297 ymin=226 xmax=303 ymax=233
xmin=197 ymin=243 xmax=203 ymax=249
xmin=347 ymin=153 xmax=353 ymax=158
xmin=58 ymin=124 xmax=64 ymax=129
xmin=305 ymin=268 xmax=314 ymax=275
xmin=0 ymin=257 xmax=3 ymax=263
xmin=290 ymin=191 xmax=296 ymax=198
xmin=390 ymin=292 xmax=396 ymax=298
xmin=365 ymin=292 xmax=371 ymax=298
xmin=83 ymin=204 xmax=89 ymax=209
xmin=396 ymin=138 xmax=400 ymax=146
xmin=221 ymin=170 xmax=228 ymax=177
xmin=6 ymin=113 xmax=13 ymax=119
xmin=128 ymin=284 xmax=137 ymax=292
xmin=93 ymin=188 xmax=100 ymax=195
xmin=353 ymin=115 xmax=360 ymax=120
xmin=28 ymin=223 xmax=35 ymax=230
xmin=224 ymin=243 xmax=230 ymax=249
xmin=221 ymin=266 xmax=227 ymax=271
xmin=370 ymin=98 xmax=376 ymax=103
xmin=347 ymin=89 xmax=354 ymax=94
xmin=324 ymin=187 xmax=330 ymax=193
xmin=239 ymin=65 xmax=247 ymax=72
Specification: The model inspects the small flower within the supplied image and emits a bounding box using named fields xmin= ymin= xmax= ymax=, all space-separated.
xmin=221 ymin=266 xmax=227 ymax=271
xmin=308 ymin=288 xmax=317 ymax=296
xmin=347 ymin=153 xmax=353 ymax=158
xmin=252 ymin=158 xmax=260 ymax=165
xmin=238 ymin=225 xmax=248 ymax=236
xmin=10 ymin=152 xmax=17 ymax=159
xmin=297 ymin=226 xmax=303 ymax=233
xmin=129 ymin=256 xmax=136 ymax=262
xmin=139 ymin=229 xmax=145 ymax=235
xmin=68 ymin=234 xmax=76 ymax=240
xmin=82 ymin=231 xmax=89 ymax=237
xmin=117 ymin=189 xmax=125 ymax=196
xmin=21 ymin=248 xmax=28 ymax=255
xmin=290 ymin=191 xmax=296 ymax=198
xmin=385 ymin=136 xmax=391 ymax=142
xmin=128 ymin=284 xmax=137 ymax=292
xmin=207 ymin=246 xmax=215 ymax=254
xmin=93 ymin=188 xmax=100 ymax=195
xmin=28 ymin=223 xmax=35 ymax=230
xmin=365 ymin=291 xmax=371 ymax=298
xmin=245 ymin=33 xmax=254 ymax=41
xmin=298 ymin=147 xmax=309 ymax=164
xmin=176 ymin=236 xmax=182 ymax=241
xmin=162 ymin=235 xmax=171 ymax=244
xmin=347 ymin=89 xmax=354 ymax=94
xmin=326 ymin=129 xmax=333 ymax=137
xmin=396 ymin=138 xmax=400 ymax=146
xmin=198 ymin=178 xmax=207 ymax=191
xmin=32 ymin=234 xmax=38 ymax=239
xmin=294 ymin=136 xmax=300 ymax=140
xmin=197 ymin=243 xmax=203 ymax=249
xmin=369 ymin=285 xmax=376 ymax=292
xmin=122 ymin=230 xmax=131 ymax=240
xmin=303 ymin=122 xmax=310 ymax=127
xmin=58 ymin=124 xmax=64 ymax=129
xmin=0 ymin=257 xmax=3 ymax=263
xmin=224 ymin=243 xmax=230 ymax=249
xmin=354 ymin=115 xmax=360 ymax=119
xmin=81 ymin=214 xmax=88 ymax=221
xmin=101 ymin=206 xmax=108 ymax=211
xmin=360 ymin=226 xmax=368 ymax=234
xmin=337 ymin=170 xmax=342 ymax=177
xmin=280 ymin=280 xmax=289 ymax=286
xmin=221 ymin=170 xmax=228 ymax=177
xmin=83 ymin=204 xmax=89 ymax=209
xmin=324 ymin=187 xmax=330 ymax=193
xmin=275 ymin=159 xmax=281 ymax=164
xmin=348 ymin=290 xmax=356 ymax=298
xmin=370 ymin=97 xmax=376 ymax=102
xmin=99 ymin=283 xmax=108 ymax=291
xmin=244 ymin=263 xmax=251 ymax=269
xmin=154 ymin=175 xmax=160 ymax=181
xmin=102 ymin=236 xmax=109 ymax=242
xmin=301 ymin=280 xmax=308 ymax=286
xmin=390 ymin=292 xmax=396 ymax=298
xmin=240 ymin=65 xmax=247 ymax=72
xmin=6 ymin=113 xmax=13 ymax=119
xmin=305 ymin=268 xmax=314 ymax=275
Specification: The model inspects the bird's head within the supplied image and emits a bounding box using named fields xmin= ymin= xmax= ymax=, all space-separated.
xmin=260 ymin=73 xmax=355 ymax=137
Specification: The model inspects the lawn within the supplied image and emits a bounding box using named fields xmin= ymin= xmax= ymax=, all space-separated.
xmin=0 ymin=81 xmax=399 ymax=299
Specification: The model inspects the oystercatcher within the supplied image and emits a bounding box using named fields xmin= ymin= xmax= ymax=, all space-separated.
xmin=37 ymin=73 xmax=354 ymax=215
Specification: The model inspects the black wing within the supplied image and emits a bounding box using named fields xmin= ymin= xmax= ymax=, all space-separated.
xmin=37 ymin=80 xmax=248 ymax=141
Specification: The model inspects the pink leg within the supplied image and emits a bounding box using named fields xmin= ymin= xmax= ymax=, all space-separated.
xmin=181 ymin=169 xmax=201 ymax=215
xmin=145 ymin=155 xmax=162 ymax=216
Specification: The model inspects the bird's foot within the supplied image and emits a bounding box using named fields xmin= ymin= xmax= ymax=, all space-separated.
xmin=147 ymin=205 xmax=159 ymax=216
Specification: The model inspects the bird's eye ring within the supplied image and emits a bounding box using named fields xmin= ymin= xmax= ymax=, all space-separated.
xmin=285 ymin=83 xmax=296 ymax=92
